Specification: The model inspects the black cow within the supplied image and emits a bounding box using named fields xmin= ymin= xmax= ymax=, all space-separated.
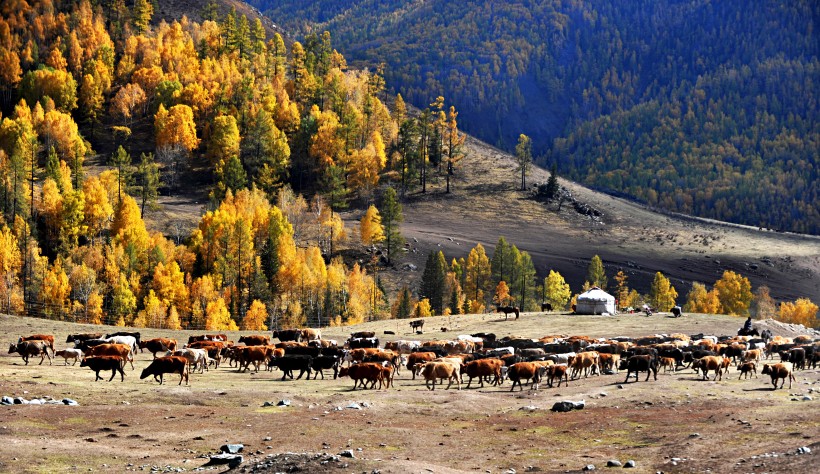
xmin=412 ymin=345 xmax=448 ymax=357
xmin=66 ymin=333 xmax=103 ymax=344
xmin=74 ymin=338 xmax=109 ymax=351
xmin=347 ymin=337 xmax=379 ymax=349
xmin=8 ymin=341 xmax=52 ymax=365
xmin=269 ymin=355 xmax=313 ymax=380
xmin=81 ymin=356 xmax=125 ymax=382
xmin=782 ymin=348 xmax=806 ymax=370
xmin=620 ymin=355 xmax=658 ymax=382
xmin=760 ymin=329 xmax=773 ymax=343
xmin=273 ymin=329 xmax=302 ymax=342
xmin=311 ymin=355 xmax=341 ymax=379
xmin=540 ymin=302 xmax=553 ymax=312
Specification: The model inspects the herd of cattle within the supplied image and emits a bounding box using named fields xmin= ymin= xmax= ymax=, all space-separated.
xmin=7 ymin=327 xmax=819 ymax=391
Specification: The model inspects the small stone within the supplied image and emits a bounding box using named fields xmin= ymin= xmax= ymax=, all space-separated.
xmin=220 ymin=444 xmax=244 ymax=454
xmin=689 ymin=433 xmax=701 ymax=438
xmin=583 ymin=465 xmax=595 ymax=471
xmin=505 ymin=469 xmax=516 ymax=474
xmin=277 ymin=399 xmax=291 ymax=407
xmin=85 ymin=438 xmax=97 ymax=443
xmin=623 ymin=460 xmax=636 ymax=468
xmin=606 ymin=460 xmax=622 ymax=467
xmin=345 ymin=402 xmax=362 ymax=410
xmin=617 ymin=384 xmax=624 ymax=389
xmin=599 ymin=392 xmax=608 ymax=397
xmin=797 ymin=446 xmax=811 ymax=454
xmin=339 ymin=450 xmax=355 ymax=458
xmin=520 ymin=405 xmax=538 ymax=412
xmin=263 ymin=436 xmax=272 ymax=441
xmin=802 ymin=396 xmax=812 ymax=401
xmin=1 ymin=396 xmax=13 ymax=405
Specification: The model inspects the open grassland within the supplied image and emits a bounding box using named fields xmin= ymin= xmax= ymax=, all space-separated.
xmin=1 ymin=313 xmax=818 ymax=473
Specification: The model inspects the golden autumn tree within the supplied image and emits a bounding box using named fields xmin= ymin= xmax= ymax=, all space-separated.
xmin=69 ymin=263 xmax=96 ymax=322
xmin=155 ymin=104 xmax=199 ymax=154
xmin=714 ymin=270 xmax=753 ymax=316
xmin=649 ymin=271 xmax=678 ymax=311
xmin=242 ymin=299 xmax=269 ymax=331
xmin=152 ymin=261 xmax=189 ymax=317
xmin=360 ymin=205 xmax=384 ymax=246
xmin=208 ymin=114 xmax=240 ymax=165
xmin=110 ymin=272 xmax=137 ymax=326
xmin=205 ymin=297 xmax=238 ymax=331
xmin=493 ymin=280 xmax=511 ymax=306
xmin=544 ymin=270 xmax=571 ymax=310
xmin=684 ymin=282 xmax=721 ymax=314
xmin=134 ymin=290 xmax=167 ymax=328
xmin=778 ymin=299 xmax=819 ymax=328
xmin=82 ymin=175 xmax=113 ymax=242
xmin=0 ymin=226 xmax=23 ymax=314
xmin=463 ymin=243 xmax=491 ymax=312
xmin=189 ymin=274 xmax=219 ymax=329
xmin=43 ymin=258 xmax=70 ymax=319
xmin=414 ymin=298 xmax=432 ymax=318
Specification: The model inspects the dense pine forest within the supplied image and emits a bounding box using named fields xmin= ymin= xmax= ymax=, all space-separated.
xmin=251 ymin=0 xmax=819 ymax=234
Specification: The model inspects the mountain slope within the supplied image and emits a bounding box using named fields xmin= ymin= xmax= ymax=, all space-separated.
xmin=250 ymin=0 xmax=820 ymax=234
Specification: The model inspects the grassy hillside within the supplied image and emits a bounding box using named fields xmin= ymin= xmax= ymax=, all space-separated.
xmin=250 ymin=0 xmax=820 ymax=234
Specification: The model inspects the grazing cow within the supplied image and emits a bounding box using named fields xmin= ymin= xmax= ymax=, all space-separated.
xmin=461 ymin=358 xmax=503 ymax=388
xmin=139 ymin=338 xmax=178 ymax=359
xmin=9 ymin=340 xmax=52 ymax=365
xmin=546 ymin=364 xmax=569 ymax=388
xmin=420 ymin=361 xmax=461 ymax=390
xmin=141 ymin=356 xmax=189 ymax=385
xmin=620 ymin=355 xmax=659 ymax=383
xmin=311 ymin=355 xmax=341 ymax=379
xmin=409 ymin=319 xmax=425 ymax=333
xmin=691 ymin=355 xmax=724 ymax=381
xmin=496 ymin=305 xmax=520 ymax=320
xmin=269 ymin=355 xmax=313 ymax=380
xmin=273 ymin=329 xmax=303 ymax=342
xmin=19 ymin=334 xmax=55 ymax=352
xmin=350 ymin=331 xmax=376 ymax=339
xmin=762 ymin=363 xmax=795 ymax=389
xmin=238 ymin=335 xmax=270 ymax=346
xmin=86 ymin=343 xmax=134 ymax=369
xmin=738 ymin=362 xmax=757 ymax=379
xmin=301 ymin=328 xmax=321 ymax=342
xmin=55 ymin=348 xmax=84 ymax=365
xmin=81 ymin=356 xmax=125 ymax=382
xmin=66 ymin=333 xmax=102 ymax=344
xmin=507 ymin=362 xmax=545 ymax=391
xmin=339 ymin=362 xmax=385 ymax=389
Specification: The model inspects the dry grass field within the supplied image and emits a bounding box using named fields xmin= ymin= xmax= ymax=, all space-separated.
xmin=1 ymin=312 xmax=818 ymax=473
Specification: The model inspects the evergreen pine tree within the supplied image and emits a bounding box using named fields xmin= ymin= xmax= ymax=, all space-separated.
xmin=420 ymin=250 xmax=446 ymax=315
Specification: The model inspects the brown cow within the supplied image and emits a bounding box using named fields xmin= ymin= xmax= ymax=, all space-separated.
xmin=339 ymin=362 xmax=385 ymax=390
xmin=139 ymin=338 xmax=178 ymax=359
xmin=547 ymin=364 xmax=569 ymax=388
xmin=738 ymin=361 xmax=757 ymax=379
xmin=569 ymin=351 xmax=598 ymax=379
xmin=507 ymin=362 xmax=545 ymax=391
xmin=659 ymin=357 xmax=677 ymax=373
xmin=461 ymin=358 xmax=503 ymax=388
xmin=235 ymin=346 xmax=272 ymax=372
xmin=141 ymin=356 xmax=190 ymax=385
xmin=238 ymin=335 xmax=271 ymax=346
xmin=762 ymin=363 xmax=795 ymax=389
xmin=420 ymin=361 xmax=461 ymax=390
xmin=85 ymin=343 xmax=134 ymax=370
xmin=81 ymin=356 xmax=126 ymax=382
xmin=19 ymin=334 xmax=55 ymax=352
xmin=692 ymin=355 xmax=724 ymax=381
xmin=406 ymin=352 xmax=437 ymax=379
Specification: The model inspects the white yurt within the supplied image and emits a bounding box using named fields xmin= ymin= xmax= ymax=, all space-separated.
xmin=575 ymin=287 xmax=616 ymax=315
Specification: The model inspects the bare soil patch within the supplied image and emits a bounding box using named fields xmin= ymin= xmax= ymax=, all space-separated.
xmin=1 ymin=313 xmax=817 ymax=473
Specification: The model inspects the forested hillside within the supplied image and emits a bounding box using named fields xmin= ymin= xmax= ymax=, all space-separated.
xmin=250 ymin=0 xmax=820 ymax=234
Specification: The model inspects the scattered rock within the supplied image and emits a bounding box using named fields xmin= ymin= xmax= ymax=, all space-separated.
xmin=339 ymin=450 xmax=355 ymax=458
xmin=623 ymin=460 xmax=636 ymax=468
xmin=617 ymin=384 xmax=624 ymax=389
xmin=606 ymin=460 xmax=622 ymax=467
xmin=220 ymin=443 xmax=244 ymax=454
xmin=802 ymin=396 xmax=813 ymax=401
xmin=583 ymin=464 xmax=596 ymax=471
xmin=345 ymin=402 xmax=362 ymax=410
xmin=519 ymin=406 xmax=539 ymax=412
xmin=263 ymin=436 xmax=272 ymax=442
xmin=689 ymin=433 xmax=701 ymax=438
xmin=202 ymin=453 xmax=243 ymax=469
xmin=62 ymin=398 xmax=79 ymax=406
xmin=551 ymin=400 xmax=585 ymax=412
xmin=796 ymin=447 xmax=811 ymax=455
xmin=1 ymin=396 xmax=13 ymax=405
xmin=277 ymin=399 xmax=291 ymax=407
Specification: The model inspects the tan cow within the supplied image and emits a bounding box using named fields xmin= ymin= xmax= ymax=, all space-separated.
xmin=420 ymin=361 xmax=461 ymax=390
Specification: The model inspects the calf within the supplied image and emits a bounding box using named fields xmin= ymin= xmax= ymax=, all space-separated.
xmin=81 ymin=356 xmax=125 ymax=382
xmin=420 ymin=361 xmax=461 ymax=390
xmin=141 ymin=356 xmax=189 ymax=385
xmin=269 ymin=354 xmax=313 ymax=380
xmin=659 ymin=357 xmax=677 ymax=373
xmin=546 ymin=364 xmax=569 ymax=388
xmin=762 ymin=363 xmax=795 ymax=389
xmin=738 ymin=361 xmax=757 ymax=379
xmin=620 ymin=355 xmax=658 ymax=383
xmin=598 ymin=353 xmax=620 ymax=374
xmin=9 ymin=340 xmax=52 ymax=365
xmin=55 ymin=348 xmax=84 ymax=365
xmin=569 ymin=351 xmax=598 ymax=379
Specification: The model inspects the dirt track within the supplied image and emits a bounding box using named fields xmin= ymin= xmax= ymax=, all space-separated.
xmin=1 ymin=313 xmax=818 ymax=473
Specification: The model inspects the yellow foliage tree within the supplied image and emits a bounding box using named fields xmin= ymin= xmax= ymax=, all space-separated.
xmin=205 ymin=297 xmax=238 ymax=331
xmin=155 ymin=103 xmax=199 ymax=153
xmin=714 ymin=270 xmax=753 ymax=316
xmin=778 ymin=298 xmax=819 ymax=328
xmin=684 ymin=282 xmax=720 ymax=314
xmin=43 ymin=259 xmax=70 ymax=319
xmin=751 ymin=286 xmax=778 ymax=319
xmin=463 ymin=243 xmax=491 ymax=311
xmin=414 ymin=298 xmax=432 ymax=318
xmin=493 ymin=280 xmax=510 ymax=306
xmin=0 ymin=226 xmax=23 ymax=314
xmin=360 ymin=205 xmax=384 ymax=246
xmin=82 ymin=175 xmax=113 ymax=242
xmin=134 ymin=290 xmax=167 ymax=328
xmin=152 ymin=261 xmax=189 ymax=317
xmin=649 ymin=271 xmax=678 ymax=311
xmin=544 ymin=270 xmax=571 ymax=310
xmin=242 ymin=299 xmax=269 ymax=331
xmin=86 ymin=291 xmax=104 ymax=325
xmin=166 ymin=305 xmax=182 ymax=330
